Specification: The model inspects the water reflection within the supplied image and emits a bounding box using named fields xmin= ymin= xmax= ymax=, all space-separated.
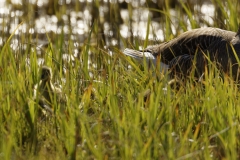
xmin=0 ymin=0 xmax=226 ymax=64
xmin=1 ymin=1 xmax=217 ymax=38
xmin=201 ymin=3 xmax=214 ymax=25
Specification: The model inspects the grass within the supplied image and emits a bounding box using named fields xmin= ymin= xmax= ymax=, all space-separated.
xmin=0 ymin=0 xmax=240 ymax=159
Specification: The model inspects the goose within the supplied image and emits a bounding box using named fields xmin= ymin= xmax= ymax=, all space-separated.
xmin=34 ymin=66 xmax=67 ymax=114
xmin=123 ymin=27 xmax=240 ymax=81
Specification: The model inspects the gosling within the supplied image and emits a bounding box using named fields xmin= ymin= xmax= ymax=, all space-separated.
xmin=34 ymin=66 xmax=67 ymax=114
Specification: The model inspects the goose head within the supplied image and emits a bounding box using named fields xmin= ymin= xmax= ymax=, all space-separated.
xmin=40 ymin=66 xmax=52 ymax=82
xmin=231 ymin=26 xmax=240 ymax=45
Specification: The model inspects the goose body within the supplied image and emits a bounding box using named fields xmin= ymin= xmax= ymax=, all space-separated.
xmin=123 ymin=27 xmax=240 ymax=81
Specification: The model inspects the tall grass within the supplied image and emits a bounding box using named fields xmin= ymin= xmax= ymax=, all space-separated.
xmin=0 ymin=0 xmax=240 ymax=159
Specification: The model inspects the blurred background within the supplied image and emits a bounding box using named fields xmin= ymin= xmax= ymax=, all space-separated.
xmin=0 ymin=0 xmax=239 ymax=60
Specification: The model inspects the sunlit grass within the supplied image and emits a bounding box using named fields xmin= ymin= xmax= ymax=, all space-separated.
xmin=0 ymin=0 xmax=240 ymax=159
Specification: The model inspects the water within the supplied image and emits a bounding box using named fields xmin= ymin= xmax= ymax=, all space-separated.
xmin=0 ymin=0 xmax=216 ymax=46
xmin=0 ymin=0 xmax=217 ymax=72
